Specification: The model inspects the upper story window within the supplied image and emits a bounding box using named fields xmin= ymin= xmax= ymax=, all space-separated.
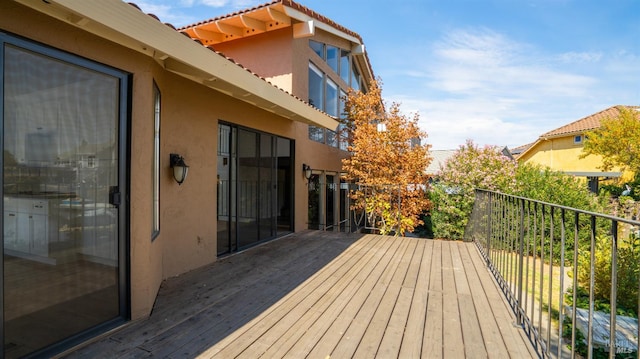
xmin=326 ymin=45 xmax=339 ymax=74
xmin=310 ymin=40 xmax=324 ymax=58
xmin=340 ymin=50 xmax=350 ymax=83
xmin=351 ymin=62 xmax=361 ymax=92
xmin=326 ymin=78 xmax=338 ymax=118
xmin=308 ymin=62 xmax=324 ymax=109
xmin=574 ymin=135 xmax=583 ymax=144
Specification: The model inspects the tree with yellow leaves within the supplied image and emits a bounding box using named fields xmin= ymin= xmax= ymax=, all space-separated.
xmin=342 ymin=80 xmax=431 ymax=236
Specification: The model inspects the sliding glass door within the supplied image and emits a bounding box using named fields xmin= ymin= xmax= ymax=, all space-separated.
xmin=1 ymin=34 xmax=128 ymax=357
xmin=217 ymin=124 xmax=293 ymax=255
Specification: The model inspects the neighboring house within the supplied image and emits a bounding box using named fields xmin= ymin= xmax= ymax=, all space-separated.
xmin=515 ymin=105 xmax=638 ymax=192
xmin=0 ymin=0 xmax=372 ymax=357
xmin=426 ymin=149 xmax=457 ymax=177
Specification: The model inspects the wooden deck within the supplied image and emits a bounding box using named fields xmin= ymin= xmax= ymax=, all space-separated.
xmin=65 ymin=231 xmax=537 ymax=358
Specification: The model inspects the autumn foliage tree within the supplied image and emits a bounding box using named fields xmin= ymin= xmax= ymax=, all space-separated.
xmin=342 ymin=80 xmax=431 ymax=236
xmin=581 ymin=106 xmax=640 ymax=177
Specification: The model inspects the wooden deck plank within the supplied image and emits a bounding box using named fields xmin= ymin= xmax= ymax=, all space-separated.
xmin=467 ymin=242 xmax=538 ymax=358
xmin=423 ymin=239 xmax=444 ymax=358
xmin=208 ymin=234 xmax=378 ymax=358
xmin=451 ymin=241 xmax=488 ymax=358
xmin=329 ymin=236 xmax=412 ymax=359
xmin=352 ymin=238 xmax=418 ymax=358
xmin=458 ymin=241 xmax=511 ymax=358
xmin=441 ymin=241 xmax=466 ymax=358
xmin=397 ymin=239 xmax=429 ymax=358
xmin=66 ymin=233 xmax=537 ymax=359
xmin=285 ymin=236 xmax=398 ymax=358
xmin=246 ymin=235 xmax=388 ymax=358
xmin=264 ymin=235 xmax=396 ymax=359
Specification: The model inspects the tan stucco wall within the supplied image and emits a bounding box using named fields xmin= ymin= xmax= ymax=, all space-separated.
xmin=214 ymin=28 xmax=294 ymax=93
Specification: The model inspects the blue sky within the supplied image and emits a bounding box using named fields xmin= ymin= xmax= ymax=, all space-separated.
xmin=136 ymin=0 xmax=640 ymax=150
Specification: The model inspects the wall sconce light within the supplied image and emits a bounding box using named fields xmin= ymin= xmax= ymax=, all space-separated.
xmin=302 ymin=163 xmax=312 ymax=180
xmin=170 ymin=153 xmax=189 ymax=185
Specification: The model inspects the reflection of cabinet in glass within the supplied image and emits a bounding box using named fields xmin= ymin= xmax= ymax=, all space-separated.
xmin=4 ymin=196 xmax=51 ymax=263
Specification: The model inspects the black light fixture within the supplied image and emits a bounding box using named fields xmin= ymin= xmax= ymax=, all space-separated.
xmin=302 ymin=163 xmax=312 ymax=180
xmin=170 ymin=153 xmax=189 ymax=185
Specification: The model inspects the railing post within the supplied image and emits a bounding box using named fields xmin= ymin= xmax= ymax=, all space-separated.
xmin=486 ymin=191 xmax=492 ymax=264
xmin=517 ymin=197 xmax=525 ymax=326
xmin=609 ymin=219 xmax=618 ymax=359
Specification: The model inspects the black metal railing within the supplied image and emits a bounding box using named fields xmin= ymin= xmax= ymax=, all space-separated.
xmin=465 ymin=189 xmax=640 ymax=359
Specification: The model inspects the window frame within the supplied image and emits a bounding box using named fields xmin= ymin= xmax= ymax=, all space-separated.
xmin=152 ymin=81 xmax=161 ymax=240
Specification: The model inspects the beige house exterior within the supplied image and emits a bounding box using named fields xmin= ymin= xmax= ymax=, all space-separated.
xmin=0 ymin=0 xmax=372 ymax=356
xmin=516 ymin=105 xmax=637 ymax=191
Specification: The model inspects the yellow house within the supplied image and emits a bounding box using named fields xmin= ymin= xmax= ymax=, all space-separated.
xmin=516 ymin=105 xmax=638 ymax=191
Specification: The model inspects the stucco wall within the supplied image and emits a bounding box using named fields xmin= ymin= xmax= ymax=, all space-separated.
xmin=519 ymin=135 xmax=631 ymax=180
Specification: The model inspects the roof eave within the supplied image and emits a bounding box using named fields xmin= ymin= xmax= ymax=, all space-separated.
xmin=17 ymin=0 xmax=338 ymax=130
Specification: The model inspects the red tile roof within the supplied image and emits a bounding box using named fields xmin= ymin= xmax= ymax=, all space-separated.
xmin=178 ymin=0 xmax=364 ymax=44
xmin=541 ymin=105 xmax=639 ymax=138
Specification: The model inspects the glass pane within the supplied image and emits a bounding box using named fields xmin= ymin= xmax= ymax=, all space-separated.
xmin=3 ymin=44 xmax=120 ymax=357
xmin=309 ymin=40 xmax=324 ymax=59
xmin=340 ymin=50 xmax=350 ymax=83
xmin=325 ymin=79 xmax=338 ymax=117
xmin=259 ymin=134 xmax=273 ymax=240
xmin=326 ymin=46 xmax=339 ymax=73
xmin=276 ymin=137 xmax=292 ymax=235
xmin=217 ymin=124 xmax=231 ymax=255
xmin=327 ymin=130 xmax=337 ymax=148
xmin=308 ymin=125 xmax=325 ymax=143
xmin=326 ymin=175 xmax=335 ymax=229
xmin=351 ymin=61 xmax=360 ymax=92
xmin=237 ymin=129 xmax=258 ymax=248
xmin=308 ymin=63 xmax=324 ymax=110
xmin=308 ymin=174 xmax=321 ymax=230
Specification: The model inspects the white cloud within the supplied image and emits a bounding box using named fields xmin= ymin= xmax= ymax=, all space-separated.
xmin=557 ymin=51 xmax=603 ymax=64
xmin=380 ymin=27 xmax=633 ymax=151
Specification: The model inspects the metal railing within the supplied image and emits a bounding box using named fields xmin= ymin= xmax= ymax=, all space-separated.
xmin=465 ymin=189 xmax=640 ymax=359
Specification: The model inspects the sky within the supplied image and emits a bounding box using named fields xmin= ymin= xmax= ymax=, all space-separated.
xmin=135 ymin=0 xmax=640 ymax=150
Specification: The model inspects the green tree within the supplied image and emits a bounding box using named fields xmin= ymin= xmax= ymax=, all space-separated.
xmin=342 ymin=79 xmax=432 ymax=236
xmin=581 ymin=106 xmax=640 ymax=176
xmin=431 ymin=140 xmax=517 ymax=239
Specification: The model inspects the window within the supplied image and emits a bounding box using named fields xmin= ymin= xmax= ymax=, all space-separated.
xmin=326 ymin=45 xmax=339 ymax=73
xmin=325 ymin=78 xmax=338 ymax=117
xmin=309 ymin=40 xmax=324 ymax=58
xmin=340 ymin=50 xmax=350 ymax=84
xmin=351 ymin=61 xmax=361 ymax=91
xmin=152 ymin=82 xmax=161 ymax=239
xmin=574 ymin=135 xmax=582 ymax=144
xmin=308 ymin=63 xmax=323 ymax=110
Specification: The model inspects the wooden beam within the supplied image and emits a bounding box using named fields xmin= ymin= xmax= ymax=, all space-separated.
xmin=266 ymin=8 xmax=290 ymax=25
xmin=240 ymin=15 xmax=266 ymax=32
xmin=293 ymin=20 xmax=315 ymax=38
xmin=193 ymin=28 xmax=224 ymax=42
xmin=215 ymin=21 xmax=244 ymax=37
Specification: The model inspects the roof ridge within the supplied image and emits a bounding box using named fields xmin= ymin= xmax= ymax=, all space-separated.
xmin=540 ymin=105 xmax=635 ymax=137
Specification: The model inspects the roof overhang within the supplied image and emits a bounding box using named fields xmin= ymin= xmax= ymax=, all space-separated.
xmin=181 ymin=1 xmax=374 ymax=88
xmin=564 ymin=171 xmax=622 ymax=178
xmin=14 ymin=0 xmax=338 ymax=130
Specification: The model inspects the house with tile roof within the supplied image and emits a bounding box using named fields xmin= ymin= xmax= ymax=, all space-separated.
xmin=0 ymin=0 xmax=372 ymax=356
xmin=515 ymin=105 xmax=638 ymax=192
